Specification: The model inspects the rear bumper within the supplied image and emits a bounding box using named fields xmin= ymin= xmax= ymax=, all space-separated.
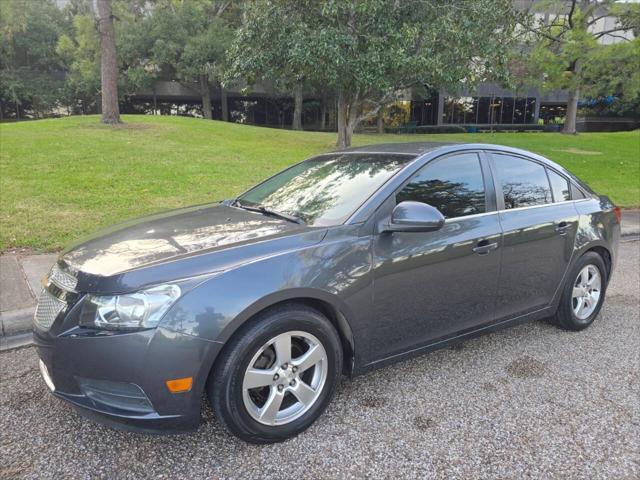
xmin=34 ymin=325 xmax=223 ymax=433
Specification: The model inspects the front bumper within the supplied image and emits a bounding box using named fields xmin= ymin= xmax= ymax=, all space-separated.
xmin=34 ymin=323 xmax=223 ymax=433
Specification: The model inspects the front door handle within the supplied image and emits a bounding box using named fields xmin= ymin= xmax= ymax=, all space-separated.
xmin=473 ymin=239 xmax=499 ymax=255
xmin=555 ymin=221 xmax=569 ymax=235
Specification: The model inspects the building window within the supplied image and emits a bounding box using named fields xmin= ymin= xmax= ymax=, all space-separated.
xmin=513 ymin=98 xmax=526 ymax=123
xmin=477 ymin=97 xmax=491 ymax=124
xmin=525 ymin=98 xmax=536 ymax=123
xmin=501 ymin=97 xmax=515 ymax=124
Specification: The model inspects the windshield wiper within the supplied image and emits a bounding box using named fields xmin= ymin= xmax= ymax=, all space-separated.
xmin=232 ymin=200 xmax=305 ymax=225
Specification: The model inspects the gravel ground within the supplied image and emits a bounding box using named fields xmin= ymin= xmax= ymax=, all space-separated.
xmin=1 ymin=241 xmax=639 ymax=480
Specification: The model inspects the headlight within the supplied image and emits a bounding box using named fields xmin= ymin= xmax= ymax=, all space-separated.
xmin=80 ymin=284 xmax=181 ymax=330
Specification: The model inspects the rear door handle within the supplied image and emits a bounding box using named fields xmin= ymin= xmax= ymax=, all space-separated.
xmin=473 ymin=239 xmax=499 ymax=255
xmin=555 ymin=221 xmax=569 ymax=235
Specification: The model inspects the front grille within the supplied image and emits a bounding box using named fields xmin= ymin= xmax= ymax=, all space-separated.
xmin=34 ymin=289 xmax=67 ymax=330
xmin=50 ymin=263 xmax=78 ymax=292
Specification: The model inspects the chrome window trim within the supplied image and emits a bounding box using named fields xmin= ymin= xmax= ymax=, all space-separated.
xmin=443 ymin=210 xmax=498 ymax=223
xmin=496 ymin=198 xmax=591 ymax=214
xmin=428 ymin=198 xmax=591 ymax=224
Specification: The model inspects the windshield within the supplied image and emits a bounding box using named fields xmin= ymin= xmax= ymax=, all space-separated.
xmin=237 ymin=153 xmax=413 ymax=226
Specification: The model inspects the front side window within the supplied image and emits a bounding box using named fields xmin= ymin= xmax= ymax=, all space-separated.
xmin=547 ymin=168 xmax=570 ymax=202
xmin=493 ymin=154 xmax=552 ymax=209
xmin=396 ymin=153 xmax=486 ymax=218
xmin=238 ymin=153 xmax=412 ymax=226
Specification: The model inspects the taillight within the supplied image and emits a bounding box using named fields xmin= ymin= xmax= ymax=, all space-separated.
xmin=613 ymin=206 xmax=622 ymax=224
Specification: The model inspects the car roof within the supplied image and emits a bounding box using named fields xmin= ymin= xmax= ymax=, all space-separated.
xmin=335 ymin=142 xmax=458 ymax=156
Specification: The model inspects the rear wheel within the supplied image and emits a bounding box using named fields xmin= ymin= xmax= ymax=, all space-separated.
xmin=208 ymin=304 xmax=342 ymax=443
xmin=551 ymin=252 xmax=608 ymax=331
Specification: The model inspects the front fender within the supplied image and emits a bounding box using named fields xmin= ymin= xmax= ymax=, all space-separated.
xmin=159 ymin=225 xmax=371 ymax=357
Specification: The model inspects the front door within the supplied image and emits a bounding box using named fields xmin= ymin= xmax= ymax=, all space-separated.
xmin=370 ymin=152 xmax=502 ymax=362
xmin=488 ymin=152 xmax=579 ymax=319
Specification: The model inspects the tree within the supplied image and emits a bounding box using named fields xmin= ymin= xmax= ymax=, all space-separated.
xmin=0 ymin=0 xmax=67 ymax=119
xmin=97 ymin=0 xmax=120 ymax=123
xmin=227 ymin=3 xmax=314 ymax=130
xmin=148 ymin=1 xmax=235 ymax=121
xmin=523 ymin=0 xmax=639 ymax=134
xmin=58 ymin=0 xmax=156 ymax=116
xmin=229 ymin=0 xmax=518 ymax=147
xmin=57 ymin=12 xmax=101 ymax=114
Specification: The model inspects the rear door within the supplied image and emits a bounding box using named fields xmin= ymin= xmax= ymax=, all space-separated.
xmin=370 ymin=152 xmax=502 ymax=360
xmin=487 ymin=152 xmax=579 ymax=319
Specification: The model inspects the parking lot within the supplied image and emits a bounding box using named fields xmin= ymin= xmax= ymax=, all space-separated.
xmin=1 ymin=240 xmax=638 ymax=479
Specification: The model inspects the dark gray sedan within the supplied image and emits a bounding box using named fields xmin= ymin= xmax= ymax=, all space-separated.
xmin=34 ymin=142 xmax=620 ymax=443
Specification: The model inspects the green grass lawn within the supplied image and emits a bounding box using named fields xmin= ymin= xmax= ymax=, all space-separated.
xmin=1 ymin=115 xmax=638 ymax=251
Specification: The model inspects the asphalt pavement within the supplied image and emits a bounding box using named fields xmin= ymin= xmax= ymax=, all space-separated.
xmin=1 ymin=240 xmax=638 ymax=479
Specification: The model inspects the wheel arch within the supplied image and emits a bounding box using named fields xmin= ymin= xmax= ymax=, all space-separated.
xmin=213 ymin=289 xmax=356 ymax=376
xmin=584 ymin=245 xmax=612 ymax=279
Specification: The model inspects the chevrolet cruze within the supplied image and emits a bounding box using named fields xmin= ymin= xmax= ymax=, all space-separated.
xmin=34 ymin=142 xmax=620 ymax=443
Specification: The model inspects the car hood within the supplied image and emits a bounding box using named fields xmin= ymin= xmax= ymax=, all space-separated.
xmin=60 ymin=202 xmax=321 ymax=282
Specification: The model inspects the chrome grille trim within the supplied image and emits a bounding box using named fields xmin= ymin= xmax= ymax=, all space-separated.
xmin=34 ymin=289 xmax=67 ymax=330
xmin=50 ymin=263 xmax=78 ymax=292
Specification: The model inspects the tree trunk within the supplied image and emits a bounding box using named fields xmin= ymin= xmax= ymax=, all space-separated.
xmin=97 ymin=0 xmax=121 ymax=124
xmin=562 ymin=87 xmax=579 ymax=134
xmin=336 ymin=92 xmax=347 ymax=148
xmin=153 ymin=88 xmax=157 ymax=115
xmin=200 ymin=74 xmax=212 ymax=120
xmin=336 ymin=90 xmax=359 ymax=148
xmin=220 ymin=84 xmax=229 ymax=122
xmin=320 ymin=97 xmax=327 ymax=131
xmin=562 ymin=59 xmax=582 ymax=135
xmin=377 ymin=108 xmax=385 ymax=134
xmin=292 ymin=82 xmax=303 ymax=130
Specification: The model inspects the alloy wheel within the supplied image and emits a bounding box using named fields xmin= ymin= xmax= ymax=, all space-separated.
xmin=242 ymin=331 xmax=328 ymax=426
xmin=572 ymin=265 xmax=602 ymax=321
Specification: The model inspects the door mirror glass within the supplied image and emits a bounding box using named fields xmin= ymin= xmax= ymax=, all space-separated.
xmin=385 ymin=201 xmax=445 ymax=232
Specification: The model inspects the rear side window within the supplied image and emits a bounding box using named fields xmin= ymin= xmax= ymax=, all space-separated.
xmin=547 ymin=169 xmax=571 ymax=202
xmin=396 ymin=153 xmax=485 ymax=218
xmin=571 ymin=184 xmax=587 ymax=200
xmin=493 ymin=154 xmax=552 ymax=209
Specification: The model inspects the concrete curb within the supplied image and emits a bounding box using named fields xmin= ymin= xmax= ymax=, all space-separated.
xmin=0 ymin=332 xmax=33 ymax=352
xmin=0 ymin=307 xmax=35 ymax=336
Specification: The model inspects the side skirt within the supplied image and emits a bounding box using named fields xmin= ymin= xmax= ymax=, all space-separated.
xmin=353 ymin=306 xmax=556 ymax=376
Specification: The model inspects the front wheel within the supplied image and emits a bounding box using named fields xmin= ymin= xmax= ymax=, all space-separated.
xmin=551 ymin=252 xmax=608 ymax=331
xmin=207 ymin=304 xmax=342 ymax=443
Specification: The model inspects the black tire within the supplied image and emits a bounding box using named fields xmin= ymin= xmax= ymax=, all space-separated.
xmin=551 ymin=252 xmax=608 ymax=331
xmin=207 ymin=304 xmax=343 ymax=444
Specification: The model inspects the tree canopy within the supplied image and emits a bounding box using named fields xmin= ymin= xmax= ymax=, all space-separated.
xmin=521 ymin=0 xmax=639 ymax=133
xmin=228 ymin=0 xmax=519 ymax=146
xmin=0 ymin=0 xmax=67 ymax=118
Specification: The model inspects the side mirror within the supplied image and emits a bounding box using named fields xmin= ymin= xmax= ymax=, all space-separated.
xmin=384 ymin=201 xmax=445 ymax=233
